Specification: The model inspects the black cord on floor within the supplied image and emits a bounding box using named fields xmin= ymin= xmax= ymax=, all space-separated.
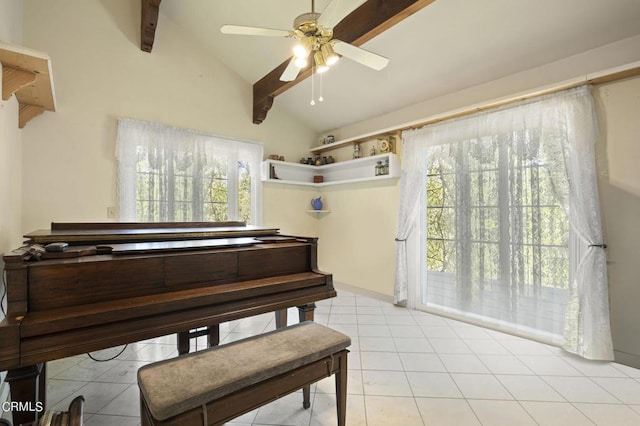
xmin=1 ymin=269 xmax=7 ymax=317
xmin=87 ymin=345 xmax=128 ymax=362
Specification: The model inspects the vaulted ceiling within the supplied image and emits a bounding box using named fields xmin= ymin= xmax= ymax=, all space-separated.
xmin=150 ymin=0 xmax=640 ymax=133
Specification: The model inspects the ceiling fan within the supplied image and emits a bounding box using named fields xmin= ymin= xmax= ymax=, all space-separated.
xmin=220 ymin=0 xmax=389 ymax=82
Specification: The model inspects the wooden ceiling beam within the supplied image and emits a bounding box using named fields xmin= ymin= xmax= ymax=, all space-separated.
xmin=252 ymin=0 xmax=436 ymax=124
xmin=141 ymin=0 xmax=162 ymax=53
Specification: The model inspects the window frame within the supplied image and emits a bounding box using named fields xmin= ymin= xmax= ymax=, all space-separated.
xmin=410 ymin=136 xmax=580 ymax=344
xmin=117 ymin=118 xmax=263 ymax=225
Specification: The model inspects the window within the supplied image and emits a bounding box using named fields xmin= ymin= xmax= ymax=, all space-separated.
xmin=397 ymin=87 xmax=613 ymax=358
xmin=117 ymin=119 xmax=263 ymax=224
xmin=424 ymin=132 xmax=570 ymax=339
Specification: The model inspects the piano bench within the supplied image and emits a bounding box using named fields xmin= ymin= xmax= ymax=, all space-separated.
xmin=137 ymin=321 xmax=351 ymax=426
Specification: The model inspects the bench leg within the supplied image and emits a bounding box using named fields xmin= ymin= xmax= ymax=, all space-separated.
xmin=273 ymin=308 xmax=310 ymax=408
xmin=335 ymin=352 xmax=348 ymax=426
xmin=301 ymin=385 xmax=311 ymax=410
xmin=298 ymin=304 xmax=316 ymax=409
xmin=140 ymin=394 xmax=152 ymax=426
xmin=273 ymin=305 xmax=317 ymax=409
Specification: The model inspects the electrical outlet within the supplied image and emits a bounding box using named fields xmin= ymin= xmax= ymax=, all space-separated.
xmin=107 ymin=207 xmax=116 ymax=219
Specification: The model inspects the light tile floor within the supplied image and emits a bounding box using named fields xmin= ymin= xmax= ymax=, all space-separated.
xmin=43 ymin=289 xmax=640 ymax=426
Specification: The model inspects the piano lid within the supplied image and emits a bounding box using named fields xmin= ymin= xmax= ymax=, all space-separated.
xmin=110 ymin=237 xmax=262 ymax=255
xmin=23 ymin=222 xmax=281 ymax=245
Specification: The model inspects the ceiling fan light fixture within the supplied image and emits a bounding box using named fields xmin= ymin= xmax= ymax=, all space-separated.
xmin=321 ymin=43 xmax=339 ymax=66
xmin=221 ymin=0 xmax=391 ymax=106
xmin=293 ymin=43 xmax=308 ymax=59
xmin=314 ymin=51 xmax=329 ymax=73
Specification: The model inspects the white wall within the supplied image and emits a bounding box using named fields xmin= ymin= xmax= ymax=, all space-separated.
xmin=593 ymin=77 xmax=640 ymax=366
xmin=0 ymin=0 xmax=24 ymax=415
xmin=20 ymin=0 xmax=320 ymax=236
xmin=0 ymin=1 xmax=24 ymax=269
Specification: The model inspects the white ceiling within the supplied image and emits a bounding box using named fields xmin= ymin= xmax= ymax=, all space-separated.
xmin=160 ymin=0 xmax=640 ymax=134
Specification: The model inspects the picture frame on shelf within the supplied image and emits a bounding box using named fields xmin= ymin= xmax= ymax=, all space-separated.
xmin=378 ymin=136 xmax=395 ymax=153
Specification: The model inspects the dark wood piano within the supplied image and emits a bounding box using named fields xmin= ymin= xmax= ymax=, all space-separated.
xmin=0 ymin=222 xmax=335 ymax=425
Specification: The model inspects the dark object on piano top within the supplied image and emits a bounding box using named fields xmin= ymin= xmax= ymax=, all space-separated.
xmin=44 ymin=242 xmax=68 ymax=252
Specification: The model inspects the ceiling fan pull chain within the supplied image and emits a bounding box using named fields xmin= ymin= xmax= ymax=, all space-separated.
xmin=310 ymin=62 xmax=316 ymax=105
xmin=319 ymin=72 xmax=324 ymax=102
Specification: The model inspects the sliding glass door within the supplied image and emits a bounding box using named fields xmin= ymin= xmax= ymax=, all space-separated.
xmin=401 ymin=86 xmax=612 ymax=358
xmin=416 ymin=132 xmax=572 ymax=343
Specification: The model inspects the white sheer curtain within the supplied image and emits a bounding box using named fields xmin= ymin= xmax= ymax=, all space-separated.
xmin=116 ymin=118 xmax=263 ymax=224
xmin=395 ymin=86 xmax=613 ymax=360
xmin=394 ymin=136 xmax=426 ymax=305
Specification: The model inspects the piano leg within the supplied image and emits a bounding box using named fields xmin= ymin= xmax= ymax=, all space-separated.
xmin=177 ymin=331 xmax=190 ymax=355
xmin=208 ymin=325 xmax=220 ymax=347
xmin=177 ymin=325 xmax=221 ymax=355
xmin=298 ymin=303 xmax=316 ymax=323
xmin=274 ymin=308 xmax=288 ymax=328
xmin=275 ymin=302 xmax=316 ymax=328
xmin=5 ymin=363 xmax=46 ymax=426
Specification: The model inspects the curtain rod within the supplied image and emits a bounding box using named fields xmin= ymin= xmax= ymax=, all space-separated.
xmin=374 ymin=62 xmax=640 ymax=136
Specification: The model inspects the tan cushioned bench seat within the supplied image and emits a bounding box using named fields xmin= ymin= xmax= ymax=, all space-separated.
xmin=138 ymin=321 xmax=351 ymax=421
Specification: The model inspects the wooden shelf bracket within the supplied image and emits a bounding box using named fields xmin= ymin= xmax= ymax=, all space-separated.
xmin=1 ymin=65 xmax=37 ymax=101
xmin=18 ymin=104 xmax=46 ymax=129
xmin=0 ymin=42 xmax=56 ymax=129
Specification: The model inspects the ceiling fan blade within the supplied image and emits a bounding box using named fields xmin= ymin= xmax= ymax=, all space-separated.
xmin=317 ymin=0 xmax=367 ymax=29
xmin=280 ymin=57 xmax=302 ymax=82
xmin=220 ymin=25 xmax=292 ymax=37
xmin=332 ymin=41 xmax=389 ymax=71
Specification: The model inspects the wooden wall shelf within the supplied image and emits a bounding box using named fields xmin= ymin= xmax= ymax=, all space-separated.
xmin=310 ymin=131 xmax=400 ymax=154
xmin=261 ymin=153 xmax=400 ymax=187
xmin=0 ymin=42 xmax=56 ymax=128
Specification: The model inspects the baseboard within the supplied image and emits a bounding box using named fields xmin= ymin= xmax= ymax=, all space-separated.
xmin=333 ymin=281 xmax=395 ymax=305
xmin=614 ymin=349 xmax=640 ymax=369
